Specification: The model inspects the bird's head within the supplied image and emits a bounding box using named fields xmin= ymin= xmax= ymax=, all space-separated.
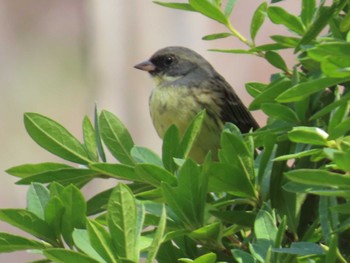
xmin=134 ymin=46 xmax=215 ymax=84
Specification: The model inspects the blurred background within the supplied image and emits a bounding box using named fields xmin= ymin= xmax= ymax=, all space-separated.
xmin=0 ymin=0 xmax=298 ymax=261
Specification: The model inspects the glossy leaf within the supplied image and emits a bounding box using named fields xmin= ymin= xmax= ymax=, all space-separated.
xmin=177 ymin=110 xmax=205 ymax=159
xmin=0 ymin=232 xmax=47 ymax=252
xmin=24 ymin=113 xmax=91 ymax=164
xmin=250 ymin=77 xmax=292 ymax=110
xmin=108 ymin=184 xmax=139 ymax=262
xmin=296 ymin=5 xmax=337 ymax=50
xmin=207 ymin=163 xmax=256 ymax=198
xmin=162 ymin=125 xmax=180 ymax=173
xmin=99 ymin=110 xmax=135 ymax=165
xmin=250 ymin=2 xmax=267 ymax=41
xmin=153 ymin=1 xmax=196 ymax=12
xmin=288 ymin=126 xmax=328 ymax=146
xmin=202 ymin=32 xmax=232 ymax=40
xmin=44 ymin=248 xmax=100 ymax=263
xmin=73 ymin=229 xmax=106 ymax=262
xmin=83 ymin=116 xmax=99 ymax=162
xmin=86 ymin=219 xmax=117 ymax=263
xmin=162 ymin=159 xmax=207 ymax=229
xmin=189 ymin=0 xmax=228 ymax=25
xmin=301 ymin=0 xmax=316 ymax=27
xmin=146 ymin=205 xmax=166 ymax=263
xmin=16 ymin=168 xmax=97 ymax=186
xmin=135 ymin=163 xmax=177 ymax=187
xmin=27 ymin=183 xmax=50 ymax=220
xmin=270 ymin=35 xmax=300 ymax=48
xmin=131 ymin=146 xmax=163 ymax=167
xmin=265 ymin=51 xmax=288 ymax=71
xmin=261 ymin=103 xmax=299 ymax=123
xmin=273 ymin=242 xmax=324 ymax=255
xmin=285 ymin=169 xmax=350 ymax=188
xmin=267 ymin=6 xmax=305 ymax=35
xmin=6 ymin=162 xmax=72 ymax=178
xmin=276 ymin=76 xmax=350 ymax=103
xmin=60 ymin=185 xmax=87 ymax=247
xmin=0 ymin=209 xmax=56 ymax=245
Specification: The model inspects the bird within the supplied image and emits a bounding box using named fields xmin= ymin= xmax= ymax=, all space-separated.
xmin=134 ymin=46 xmax=259 ymax=163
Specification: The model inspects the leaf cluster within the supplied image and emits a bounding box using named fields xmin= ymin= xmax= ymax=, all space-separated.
xmin=2 ymin=0 xmax=350 ymax=262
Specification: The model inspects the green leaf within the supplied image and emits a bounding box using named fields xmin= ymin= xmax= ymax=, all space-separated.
xmin=108 ymin=184 xmax=139 ymax=262
xmin=162 ymin=159 xmax=208 ymax=229
xmin=296 ymin=5 xmax=337 ymax=50
xmin=135 ymin=163 xmax=177 ymax=187
xmin=87 ymin=187 xmax=113 ymax=216
xmin=60 ymin=185 xmax=87 ymax=247
xmin=162 ymin=125 xmax=180 ymax=173
xmin=209 ymin=48 xmax=254 ymax=54
xmin=27 ymin=183 xmax=50 ymax=220
xmin=274 ymin=149 xmax=321 ymax=161
xmin=250 ymin=2 xmax=267 ymax=41
xmin=267 ymin=6 xmax=305 ymax=35
xmin=153 ymin=1 xmax=196 ymax=12
xmin=178 ymin=110 xmax=206 ymax=159
xmin=301 ymin=0 xmax=316 ymax=27
xmin=44 ymin=248 xmax=100 ymax=263
xmin=44 ymin=197 xmax=64 ymax=238
xmin=261 ymin=103 xmax=299 ymax=123
xmin=99 ymin=110 xmax=135 ymax=165
xmin=179 ymin=252 xmax=217 ymax=263
xmin=276 ymin=76 xmax=350 ymax=103
xmin=0 ymin=209 xmax=56 ymax=245
xmin=275 ymin=216 xmax=287 ymax=248
xmin=189 ymin=0 xmax=229 ymax=25
xmin=24 ymin=113 xmax=91 ymax=164
xmin=83 ymin=116 xmax=99 ymax=162
xmin=310 ymin=92 xmax=350 ymax=120
xmin=288 ymin=126 xmax=328 ymax=146
xmin=254 ymin=210 xmax=277 ymax=245
xmin=340 ymin=11 xmax=350 ymax=32
xmin=308 ymin=43 xmax=350 ymax=61
xmin=250 ymin=77 xmax=292 ymax=110
xmin=207 ymin=163 xmax=256 ymax=198
xmin=272 ymin=242 xmax=324 ymax=255
xmin=6 ymin=162 xmax=72 ymax=178
xmin=329 ymin=117 xmax=350 ymax=140
xmin=232 ymin=249 xmax=256 ymax=263
xmin=265 ymin=51 xmax=288 ymax=71
xmin=210 ymin=211 xmax=256 ymax=227
xmin=270 ymin=35 xmax=300 ymax=48
xmin=224 ymin=0 xmax=237 ymax=17
xmin=245 ymin=82 xmax=266 ymax=98
xmin=219 ymin=130 xmax=255 ymax=181
xmin=131 ymin=146 xmax=163 ymax=166
xmin=250 ymin=43 xmax=288 ymax=52
xmin=94 ymin=106 xmax=106 ymax=162
xmin=0 ymin=232 xmax=47 ymax=252
xmin=333 ymin=150 xmax=350 ymax=171
xmin=90 ymin=163 xmax=142 ymax=182
xmin=202 ymin=32 xmax=232 ymax=40
xmin=285 ymin=169 xmax=350 ymax=188
xmin=146 ymin=205 xmax=166 ymax=263
xmin=86 ymin=219 xmax=117 ymax=263
xmin=189 ymin=222 xmax=222 ymax=243
xmin=73 ymin=229 xmax=106 ymax=262
xmin=16 ymin=168 xmax=97 ymax=186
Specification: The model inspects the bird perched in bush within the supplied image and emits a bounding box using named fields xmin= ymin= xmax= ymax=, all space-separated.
xmin=135 ymin=46 xmax=258 ymax=162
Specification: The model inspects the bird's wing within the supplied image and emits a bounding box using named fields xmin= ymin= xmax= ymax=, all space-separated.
xmin=210 ymin=76 xmax=259 ymax=133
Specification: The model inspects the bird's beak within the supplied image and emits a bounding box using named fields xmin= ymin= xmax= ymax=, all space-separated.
xmin=134 ymin=60 xmax=156 ymax=72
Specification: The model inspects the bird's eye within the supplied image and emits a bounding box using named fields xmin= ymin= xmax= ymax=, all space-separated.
xmin=164 ymin=56 xmax=174 ymax=66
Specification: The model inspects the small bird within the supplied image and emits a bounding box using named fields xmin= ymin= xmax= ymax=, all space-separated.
xmin=134 ymin=46 xmax=259 ymax=162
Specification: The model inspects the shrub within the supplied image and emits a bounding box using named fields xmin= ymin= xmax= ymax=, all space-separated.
xmin=1 ymin=1 xmax=350 ymax=262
